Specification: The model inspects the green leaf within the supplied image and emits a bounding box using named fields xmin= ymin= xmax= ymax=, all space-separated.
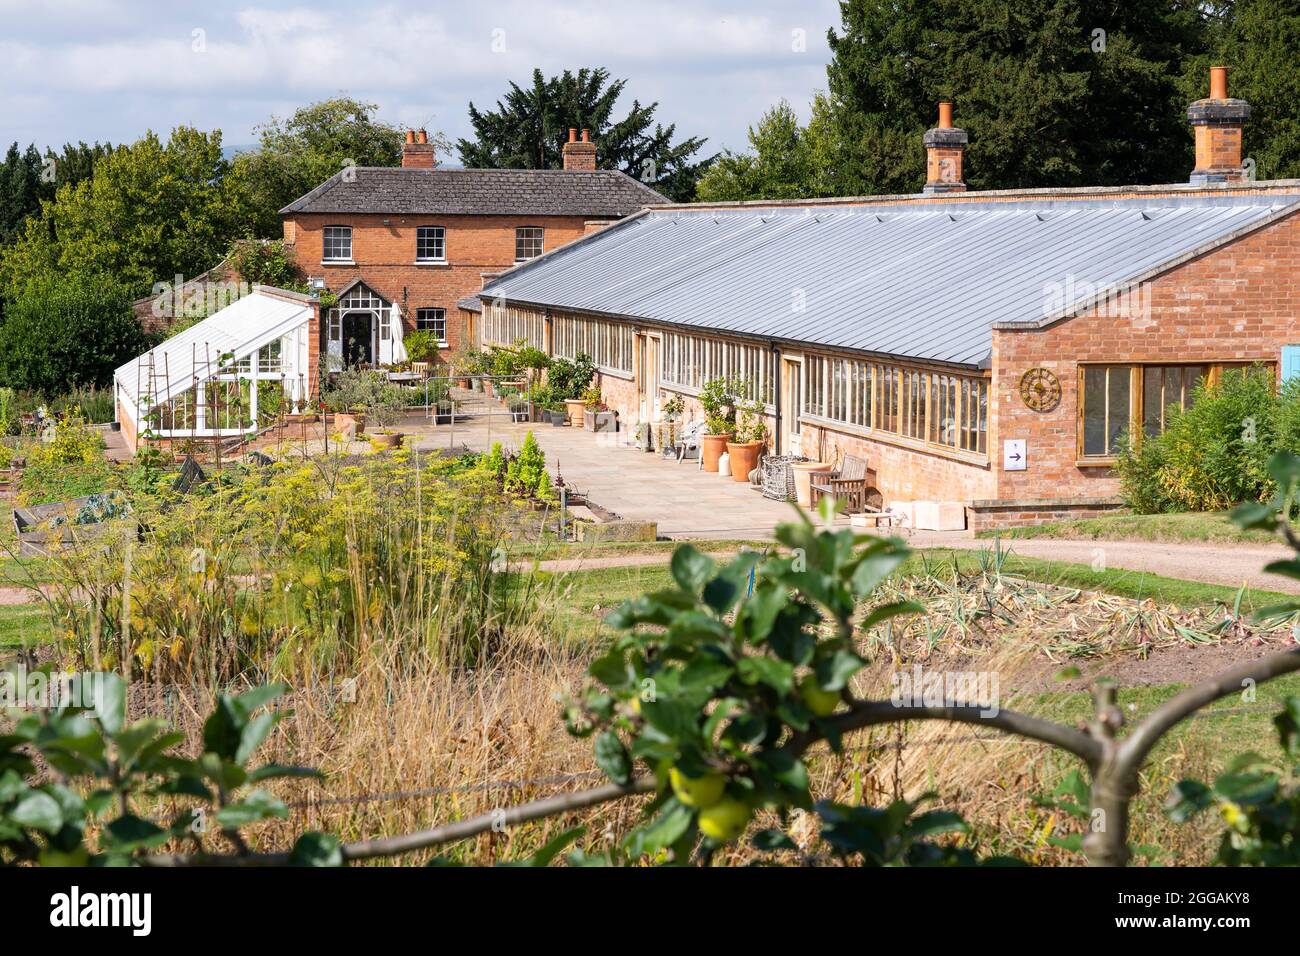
xmin=1165 ymin=779 xmax=1213 ymax=822
xmin=593 ymin=731 xmax=632 ymax=785
xmin=815 ymin=649 xmax=866 ymax=692
xmin=235 ymin=711 xmax=279 ymax=767
xmin=516 ymin=827 xmax=586 ymax=867
xmin=737 ymin=656 xmax=795 ymax=694
xmin=290 ymin=832 xmax=344 ymax=867
xmin=859 ymin=601 xmax=924 ymax=630
xmin=624 ymin=798 xmax=693 ymax=859
xmin=850 ymin=549 xmax=908 ymax=598
xmin=670 ymin=545 xmax=715 ymax=594
xmin=11 ymin=791 xmax=63 ymax=834
xmin=214 ymin=789 xmax=289 ymax=828
xmin=752 ymin=828 xmax=797 ymax=851
xmin=104 ymin=814 xmax=169 ymax=852
xmin=93 ymin=673 xmax=127 ymax=735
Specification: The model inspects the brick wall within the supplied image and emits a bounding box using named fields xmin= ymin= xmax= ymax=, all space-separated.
xmin=800 ymin=422 xmax=995 ymax=505
xmin=284 ymin=213 xmax=594 ymax=360
xmin=967 ymin=499 xmax=1128 ymax=533
xmin=991 ymin=206 xmax=1300 ymax=501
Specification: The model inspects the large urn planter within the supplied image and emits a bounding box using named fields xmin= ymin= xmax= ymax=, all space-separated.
xmin=726 ymin=441 xmax=763 ymax=483
xmin=791 ymin=461 xmax=835 ymax=507
xmin=564 ymin=399 xmax=587 ymax=428
xmin=700 ymin=433 xmax=732 ymax=473
xmin=369 ymin=431 xmax=405 ymax=451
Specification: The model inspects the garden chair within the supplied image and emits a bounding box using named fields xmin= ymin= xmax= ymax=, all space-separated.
xmin=809 ymin=454 xmax=871 ymax=512
xmin=674 ymin=419 xmax=704 ymax=463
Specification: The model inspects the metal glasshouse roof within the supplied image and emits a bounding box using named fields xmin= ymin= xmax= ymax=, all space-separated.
xmin=114 ymin=288 xmax=313 ymax=413
xmin=481 ymin=191 xmax=1300 ymax=368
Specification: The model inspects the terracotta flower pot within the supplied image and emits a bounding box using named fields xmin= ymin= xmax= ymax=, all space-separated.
xmin=370 ymin=431 xmax=404 ymax=451
xmin=564 ymin=399 xmax=587 ymax=428
xmin=791 ymin=461 xmax=834 ymax=507
xmin=700 ymin=433 xmax=733 ymax=473
xmin=726 ymin=440 xmax=763 ymax=483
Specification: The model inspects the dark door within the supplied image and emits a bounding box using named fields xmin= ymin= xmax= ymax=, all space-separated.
xmin=343 ymin=312 xmax=374 ymax=367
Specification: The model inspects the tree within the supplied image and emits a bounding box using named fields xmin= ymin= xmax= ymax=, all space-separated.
xmin=0 ymin=274 xmax=147 ymax=393
xmin=0 ymin=127 xmax=239 ymax=298
xmin=229 ymin=97 xmax=412 ymax=237
xmin=456 ymin=68 xmax=711 ymax=201
xmin=820 ymin=0 xmax=1210 ymax=194
xmin=696 ymin=101 xmax=814 ymax=202
xmin=1185 ymin=0 xmax=1300 ymax=180
xmin=0 ymin=141 xmax=112 ymax=246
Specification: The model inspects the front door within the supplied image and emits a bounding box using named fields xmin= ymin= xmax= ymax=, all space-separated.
xmin=343 ymin=312 xmax=375 ymax=367
xmin=781 ymin=357 xmax=803 ymax=455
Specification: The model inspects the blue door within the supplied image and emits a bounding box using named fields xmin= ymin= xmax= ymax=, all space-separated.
xmin=1284 ymin=346 xmax=1300 ymax=384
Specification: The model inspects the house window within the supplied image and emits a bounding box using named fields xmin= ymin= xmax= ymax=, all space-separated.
xmin=323 ymin=226 xmax=352 ymax=262
xmin=515 ymin=227 xmax=544 ymax=262
xmin=1143 ymin=365 xmax=1208 ymax=437
xmin=417 ymin=226 xmax=445 ymax=262
xmin=1081 ymin=363 xmax=1270 ymax=459
xmin=1081 ymin=366 xmax=1135 ymax=458
xmin=417 ymin=308 xmax=447 ymax=344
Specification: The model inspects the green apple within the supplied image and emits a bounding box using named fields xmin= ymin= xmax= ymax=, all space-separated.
xmin=669 ymin=767 xmax=726 ymax=808
xmin=799 ymin=674 xmax=841 ymax=717
xmin=698 ymin=797 xmax=752 ymax=842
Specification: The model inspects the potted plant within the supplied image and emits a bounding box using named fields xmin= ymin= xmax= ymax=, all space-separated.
xmin=368 ymin=381 xmax=408 ymax=450
xmin=657 ymin=394 xmax=686 ymax=454
xmin=581 ymin=386 xmax=617 ymax=432
xmin=549 ymin=353 xmax=596 ymax=427
xmin=726 ymin=399 xmax=768 ymax=483
xmin=698 ymin=376 xmax=744 ymax=473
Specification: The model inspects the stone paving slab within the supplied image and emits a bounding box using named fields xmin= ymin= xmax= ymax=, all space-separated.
xmin=405 ymin=416 xmax=845 ymax=540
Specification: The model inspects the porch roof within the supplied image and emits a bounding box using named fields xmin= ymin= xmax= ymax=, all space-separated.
xmin=480 ymin=190 xmax=1300 ymax=368
xmin=114 ymin=287 xmax=314 ymax=420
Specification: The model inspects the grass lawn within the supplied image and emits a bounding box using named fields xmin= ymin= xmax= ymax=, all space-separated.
xmin=0 ymin=601 xmax=53 ymax=649
xmin=976 ymin=510 xmax=1278 ymax=545
xmin=536 ymin=541 xmax=1297 ymax=649
xmin=910 ymin=548 xmax=1296 ymax=611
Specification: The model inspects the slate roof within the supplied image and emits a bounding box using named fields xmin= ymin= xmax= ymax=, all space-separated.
xmin=481 ymin=190 xmax=1300 ymax=368
xmin=279 ymin=167 xmax=669 ymax=217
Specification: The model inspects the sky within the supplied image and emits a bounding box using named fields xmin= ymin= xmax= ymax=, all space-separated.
xmin=0 ymin=0 xmax=841 ymax=160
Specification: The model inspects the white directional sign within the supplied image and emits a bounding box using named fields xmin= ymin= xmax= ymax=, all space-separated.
xmin=1003 ymin=439 xmax=1027 ymax=471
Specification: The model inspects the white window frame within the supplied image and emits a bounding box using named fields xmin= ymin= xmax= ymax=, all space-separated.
xmin=515 ymin=226 xmax=544 ymax=263
xmin=416 ymin=226 xmax=446 ymax=263
xmin=323 ymin=225 xmax=353 ymax=263
xmin=417 ymin=308 xmax=448 ymax=345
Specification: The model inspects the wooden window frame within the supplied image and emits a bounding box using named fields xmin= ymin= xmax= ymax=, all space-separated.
xmin=1076 ymin=362 xmax=1277 ymax=466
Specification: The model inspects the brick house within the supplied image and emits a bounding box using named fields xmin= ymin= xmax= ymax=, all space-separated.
xmin=278 ymin=128 xmax=667 ymax=367
xmin=473 ymin=68 xmax=1300 ymax=529
xmin=114 ymin=129 xmax=665 ymax=450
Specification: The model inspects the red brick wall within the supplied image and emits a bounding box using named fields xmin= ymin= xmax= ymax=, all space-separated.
xmin=284 ymin=213 xmax=594 ymax=360
xmin=992 ymin=206 xmax=1300 ymax=501
xmin=800 ymin=422 xmax=995 ymax=504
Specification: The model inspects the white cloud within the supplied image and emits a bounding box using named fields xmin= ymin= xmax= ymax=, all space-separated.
xmin=0 ymin=0 xmax=839 ymax=155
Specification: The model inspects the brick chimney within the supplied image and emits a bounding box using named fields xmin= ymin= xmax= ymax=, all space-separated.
xmin=562 ymin=128 xmax=597 ymax=172
xmin=923 ymin=102 xmax=967 ymax=194
xmin=402 ymin=129 xmax=436 ymax=169
xmin=1187 ymin=67 xmax=1251 ymax=185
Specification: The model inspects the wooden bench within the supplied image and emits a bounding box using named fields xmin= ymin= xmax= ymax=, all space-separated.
xmin=810 ymin=455 xmax=872 ymax=512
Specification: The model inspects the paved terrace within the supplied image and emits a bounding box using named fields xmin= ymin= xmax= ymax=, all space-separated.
xmin=407 ymin=412 xmax=839 ymax=540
